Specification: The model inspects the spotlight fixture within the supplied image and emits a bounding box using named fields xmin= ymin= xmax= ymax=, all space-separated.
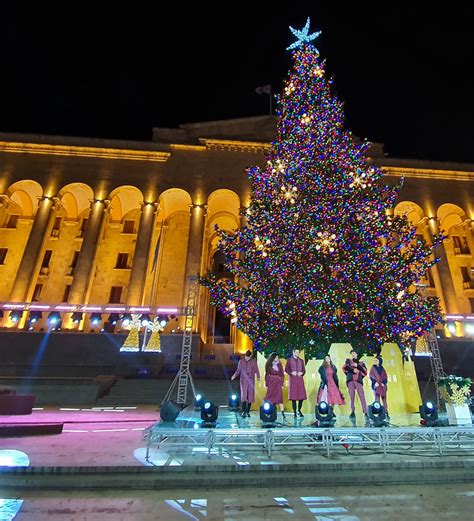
xmin=419 ymin=401 xmax=445 ymax=427
xmin=121 ymin=313 xmax=132 ymax=327
xmin=201 ymin=401 xmax=218 ymax=427
xmin=140 ymin=314 xmax=151 ymax=327
xmin=28 ymin=311 xmax=42 ymax=324
xmin=108 ymin=313 xmax=120 ymax=325
xmin=315 ymin=401 xmax=336 ymax=427
xmin=47 ymin=311 xmax=61 ymax=325
xmin=71 ymin=312 xmax=83 ymax=324
xmin=158 ymin=315 xmax=167 ymax=328
xmin=9 ymin=310 xmax=23 ymax=323
xmin=259 ymin=402 xmax=277 ymax=426
xmin=90 ymin=313 xmax=102 ymax=325
xmin=194 ymin=394 xmax=204 ymax=411
xmin=228 ymin=393 xmax=240 ymax=412
xmin=368 ymin=401 xmax=387 ymax=427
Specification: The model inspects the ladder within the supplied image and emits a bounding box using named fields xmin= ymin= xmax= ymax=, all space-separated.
xmin=162 ymin=276 xmax=198 ymax=406
xmin=427 ymin=328 xmax=446 ymax=408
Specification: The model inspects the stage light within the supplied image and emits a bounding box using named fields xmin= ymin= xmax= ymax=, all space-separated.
xmin=121 ymin=313 xmax=132 ymax=326
xmin=368 ymin=401 xmax=387 ymax=427
xmin=108 ymin=313 xmax=120 ymax=325
xmin=158 ymin=315 xmax=168 ymax=328
xmin=465 ymin=323 xmax=474 ymax=336
xmin=201 ymin=401 xmax=218 ymax=427
xmin=447 ymin=322 xmax=456 ymax=334
xmin=90 ymin=313 xmax=102 ymax=325
xmin=228 ymin=393 xmax=240 ymax=411
xmin=419 ymin=401 xmax=443 ymax=427
xmin=315 ymin=401 xmax=335 ymax=427
xmin=71 ymin=312 xmax=83 ymax=324
xmin=141 ymin=314 xmax=151 ymax=326
xmin=259 ymin=402 xmax=277 ymax=426
xmin=28 ymin=311 xmax=42 ymax=324
xmin=48 ymin=311 xmax=61 ymax=325
xmin=10 ymin=310 xmax=22 ymax=323
xmin=194 ymin=394 xmax=204 ymax=410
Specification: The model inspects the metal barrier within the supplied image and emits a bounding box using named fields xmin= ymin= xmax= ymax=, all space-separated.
xmin=145 ymin=425 xmax=474 ymax=460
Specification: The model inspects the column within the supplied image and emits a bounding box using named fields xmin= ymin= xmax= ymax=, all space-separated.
xmin=182 ymin=204 xmax=207 ymax=331
xmin=427 ymin=217 xmax=460 ymax=314
xmin=0 ymin=195 xmax=11 ymax=226
xmin=68 ymin=198 xmax=110 ymax=304
xmin=126 ymin=201 xmax=158 ymax=306
xmin=9 ymin=195 xmax=59 ymax=302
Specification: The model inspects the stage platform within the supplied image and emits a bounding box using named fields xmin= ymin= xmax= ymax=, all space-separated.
xmin=143 ymin=406 xmax=474 ymax=461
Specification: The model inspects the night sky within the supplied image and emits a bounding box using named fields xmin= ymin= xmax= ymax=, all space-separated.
xmin=1 ymin=5 xmax=473 ymax=163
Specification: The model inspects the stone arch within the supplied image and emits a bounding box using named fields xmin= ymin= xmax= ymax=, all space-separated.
xmin=394 ymin=201 xmax=425 ymax=225
xmin=159 ymin=188 xmax=192 ymax=220
xmin=109 ymin=186 xmax=144 ymax=222
xmin=437 ymin=203 xmax=466 ymax=233
xmin=7 ymin=180 xmax=43 ymax=217
xmin=58 ymin=183 xmax=94 ymax=219
xmin=206 ymin=189 xmax=241 ymax=261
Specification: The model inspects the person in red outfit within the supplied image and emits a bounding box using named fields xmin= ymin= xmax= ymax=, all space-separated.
xmin=343 ymin=350 xmax=368 ymax=419
xmin=317 ymin=355 xmax=345 ymax=414
xmin=285 ymin=348 xmax=307 ymax=418
xmin=264 ymin=352 xmax=285 ymax=419
xmin=231 ymin=350 xmax=260 ymax=417
xmin=369 ymin=356 xmax=390 ymax=419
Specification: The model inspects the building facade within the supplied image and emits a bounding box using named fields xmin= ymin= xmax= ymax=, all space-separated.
xmin=1 ymin=116 xmax=474 ymax=348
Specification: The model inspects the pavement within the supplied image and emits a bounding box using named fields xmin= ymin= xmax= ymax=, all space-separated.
xmin=3 ymin=483 xmax=474 ymax=520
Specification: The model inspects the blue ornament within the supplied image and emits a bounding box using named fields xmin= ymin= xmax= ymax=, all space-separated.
xmin=287 ymin=17 xmax=321 ymax=52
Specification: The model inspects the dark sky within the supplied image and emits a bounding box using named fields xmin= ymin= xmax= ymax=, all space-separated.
xmin=1 ymin=4 xmax=473 ymax=163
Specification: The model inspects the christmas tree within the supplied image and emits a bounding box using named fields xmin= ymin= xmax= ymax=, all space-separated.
xmin=202 ymin=18 xmax=442 ymax=357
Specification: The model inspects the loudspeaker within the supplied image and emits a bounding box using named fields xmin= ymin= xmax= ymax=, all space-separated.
xmin=160 ymin=400 xmax=180 ymax=422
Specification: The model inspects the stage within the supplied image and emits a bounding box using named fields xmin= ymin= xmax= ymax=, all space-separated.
xmin=142 ymin=405 xmax=474 ymax=462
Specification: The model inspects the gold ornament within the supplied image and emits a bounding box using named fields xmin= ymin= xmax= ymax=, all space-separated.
xmin=280 ymin=185 xmax=298 ymax=204
xmin=226 ymin=300 xmax=238 ymax=324
xmin=120 ymin=314 xmax=141 ymax=352
xmin=284 ymin=82 xmax=296 ymax=96
xmin=254 ymin=235 xmax=271 ymax=257
xmin=143 ymin=318 xmax=164 ymax=353
xmin=315 ymin=231 xmax=337 ymax=253
xmin=312 ymin=66 xmax=324 ymax=77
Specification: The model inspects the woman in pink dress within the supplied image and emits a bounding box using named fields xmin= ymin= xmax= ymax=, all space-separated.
xmin=318 ymin=355 xmax=345 ymax=414
xmin=264 ymin=352 xmax=285 ymax=419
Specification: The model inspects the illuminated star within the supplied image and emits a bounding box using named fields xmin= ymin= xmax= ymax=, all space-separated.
xmin=309 ymin=339 xmax=315 ymax=345
xmin=287 ymin=17 xmax=321 ymax=52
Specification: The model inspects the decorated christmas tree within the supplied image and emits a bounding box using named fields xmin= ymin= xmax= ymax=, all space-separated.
xmin=202 ymin=18 xmax=442 ymax=357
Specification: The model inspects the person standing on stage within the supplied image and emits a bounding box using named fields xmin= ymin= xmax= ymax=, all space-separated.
xmin=231 ymin=349 xmax=260 ymax=417
xmin=343 ymin=349 xmax=368 ymax=419
xmin=285 ymin=348 xmax=307 ymax=418
xmin=317 ymin=355 xmax=345 ymax=412
xmin=264 ymin=352 xmax=285 ymax=419
xmin=369 ymin=356 xmax=390 ymax=419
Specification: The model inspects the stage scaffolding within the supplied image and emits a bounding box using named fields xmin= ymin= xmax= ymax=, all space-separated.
xmin=145 ymin=425 xmax=474 ymax=460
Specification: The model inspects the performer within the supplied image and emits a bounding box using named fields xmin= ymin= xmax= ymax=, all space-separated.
xmin=343 ymin=349 xmax=368 ymax=418
xmin=317 ymin=355 xmax=345 ymax=412
xmin=231 ymin=349 xmax=260 ymax=417
xmin=285 ymin=348 xmax=307 ymax=418
xmin=264 ymin=352 xmax=285 ymax=419
xmin=369 ymin=356 xmax=390 ymax=419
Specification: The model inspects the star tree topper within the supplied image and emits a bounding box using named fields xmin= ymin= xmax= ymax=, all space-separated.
xmin=287 ymin=17 xmax=321 ymax=52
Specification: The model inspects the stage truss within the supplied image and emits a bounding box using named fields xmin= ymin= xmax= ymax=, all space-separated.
xmin=144 ymin=425 xmax=474 ymax=460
